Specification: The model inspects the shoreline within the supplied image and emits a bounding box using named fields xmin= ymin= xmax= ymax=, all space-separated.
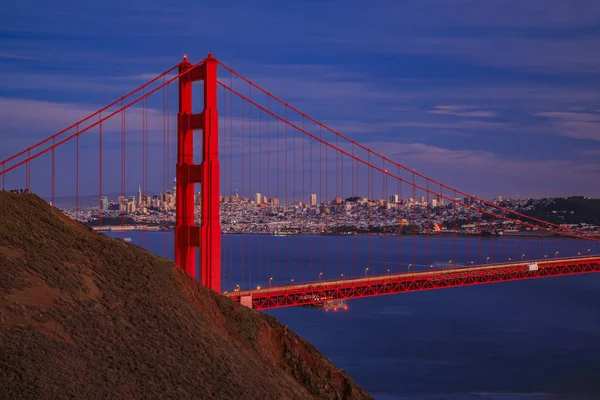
xmin=93 ymin=225 xmax=587 ymax=239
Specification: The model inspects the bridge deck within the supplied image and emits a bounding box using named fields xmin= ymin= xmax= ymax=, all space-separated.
xmin=225 ymin=256 xmax=600 ymax=310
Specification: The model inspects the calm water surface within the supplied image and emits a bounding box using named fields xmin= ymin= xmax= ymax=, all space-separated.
xmin=107 ymin=232 xmax=600 ymax=399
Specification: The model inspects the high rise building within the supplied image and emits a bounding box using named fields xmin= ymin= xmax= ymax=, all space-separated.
xmin=137 ymin=185 xmax=142 ymax=207
xmin=419 ymin=196 xmax=426 ymax=204
xmin=100 ymin=196 xmax=109 ymax=212
xmin=127 ymin=202 xmax=136 ymax=213
xmin=255 ymin=193 xmax=262 ymax=205
xmin=390 ymin=194 xmax=399 ymax=204
xmin=431 ymin=198 xmax=438 ymax=207
xmin=310 ymin=193 xmax=317 ymax=206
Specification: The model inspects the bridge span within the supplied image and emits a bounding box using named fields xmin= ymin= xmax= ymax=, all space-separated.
xmin=226 ymin=256 xmax=600 ymax=310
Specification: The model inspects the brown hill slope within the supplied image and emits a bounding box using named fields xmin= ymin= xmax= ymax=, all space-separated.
xmin=0 ymin=192 xmax=372 ymax=400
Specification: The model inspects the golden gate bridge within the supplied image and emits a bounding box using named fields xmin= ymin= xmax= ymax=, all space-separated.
xmin=1 ymin=53 xmax=599 ymax=310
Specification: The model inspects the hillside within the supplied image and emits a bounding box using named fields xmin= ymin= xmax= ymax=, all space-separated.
xmin=0 ymin=192 xmax=372 ymax=400
xmin=522 ymin=197 xmax=600 ymax=225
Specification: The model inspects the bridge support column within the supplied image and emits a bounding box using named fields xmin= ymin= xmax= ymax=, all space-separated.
xmin=240 ymin=295 xmax=253 ymax=309
xmin=175 ymin=54 xmax=221 ymax=292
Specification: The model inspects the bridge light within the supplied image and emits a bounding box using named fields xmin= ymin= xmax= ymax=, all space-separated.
xmin=555 ymin=251 xmax=559 ymax=258
xmin=408 ymin=264 xmax=412 ymax=271
xmin=365 ymin=267 xmax=369 ymax=277
xmin=269 ymin=277 xmax=273 ymax=287
xmin=257 ymin=286 xmax=261 ymax=290
xmin=522 ymin=253 xmax=525 ymax=261
xmin=319 ymin=272 xmax=323 ymax=281
xmin=486 ymin=256 xmax=490 ymax=264
xmin=341 ymin=273 xmax=345 ymax=278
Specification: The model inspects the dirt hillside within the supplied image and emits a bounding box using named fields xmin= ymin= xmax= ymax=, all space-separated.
xmin=0 ymin=192 xmax=372 ymax=400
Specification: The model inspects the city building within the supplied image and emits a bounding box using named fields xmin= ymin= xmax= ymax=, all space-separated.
xmin=310 ymin=193 xmax=317 ymax=206
xmin=100 ymin=196 xmax=109 ymax=212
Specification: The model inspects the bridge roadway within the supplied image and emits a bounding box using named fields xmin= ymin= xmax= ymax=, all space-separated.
xmin=225 ymin=256 xmax=600 ymax=310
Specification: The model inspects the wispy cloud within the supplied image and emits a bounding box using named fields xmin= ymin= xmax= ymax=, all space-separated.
xmin=582 ymin=149 xmax=600 ymax=156
xmin=0 ymin=97 xmax=172 ymax=161
xmin=536 ymin=111 xmax=600 ymax=140
xmin=0 ymin=73 xmax=130 ymax=94
xmin=0 ymin=52 xmax=40 ymax=61
xmin=364 ymin=141 xmax=600 ymax=197
xmin=429 ymin=105 xmax=496 ymax=118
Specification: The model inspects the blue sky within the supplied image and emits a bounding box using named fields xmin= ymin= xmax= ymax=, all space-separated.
xmin=1 ymin=0 xmax=600 ymax=199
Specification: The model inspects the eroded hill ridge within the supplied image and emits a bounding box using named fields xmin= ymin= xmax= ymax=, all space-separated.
xmin=0 ymin=192 xmax=372 ymax=400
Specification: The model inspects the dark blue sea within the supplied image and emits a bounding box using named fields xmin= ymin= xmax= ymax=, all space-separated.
xmin=106 ymin=231 xmax=600 ymax=399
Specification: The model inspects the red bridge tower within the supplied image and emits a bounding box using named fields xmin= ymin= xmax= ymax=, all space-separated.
xmin=175 ymin=54 xmax=220 ymax=292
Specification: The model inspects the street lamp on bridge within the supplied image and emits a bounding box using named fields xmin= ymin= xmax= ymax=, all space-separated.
xmin=408 ymin=264 xmax=412 ymax=272
xmin=521 ymin=253 xmax=525 ymax=261
xmin=555 ymin=251 xmax=559 ymax=258
xmin=269 ymin=277 xmax=273 ymax=287
xmin=365 ymin=267 xmax=369 ymax=277
xmin=486 ymin=256 xmax=490 ymax=264
xmin=319 ymin=272 xmax=323 ymax=281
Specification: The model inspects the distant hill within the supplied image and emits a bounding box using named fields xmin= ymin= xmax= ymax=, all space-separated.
xmin=522 ymin=197 xmax=600 ymax=225
xmin=0 ymin=192 xmax=371 ymax=400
